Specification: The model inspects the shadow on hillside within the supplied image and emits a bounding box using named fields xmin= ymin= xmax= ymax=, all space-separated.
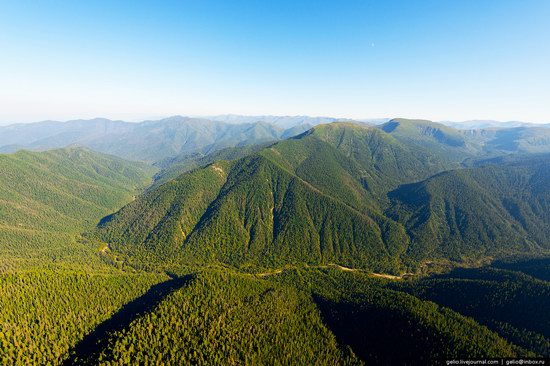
xmin=97 ymin=212 xmax=115 ymax=227
xmin=63 ymin=274 xmax=192 ymax=365
xmin=492 ymin=257 xmax=550 ymax=281
xmin=313 ymin=295 xmax=443 ymax=366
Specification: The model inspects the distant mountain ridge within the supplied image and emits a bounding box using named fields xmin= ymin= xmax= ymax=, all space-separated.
xmin=378 ymin=118 xmax=550 ymax=157
xmin=95 ymin=121 xmax=550 ymax=273
xmin=440 ymin=120 xmax=550 ymax=129
xmin=2 ymin=115 xmax=550 ymax=164
xmin=2 ymin=118 xmax=549 ymax=363
xmin=0 ymin=116 xmax=313 ymax=162
xmin=204 ymin=114 xmax=341 ymax=128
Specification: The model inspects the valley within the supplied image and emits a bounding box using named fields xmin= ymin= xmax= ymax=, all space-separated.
xmin=3 ymin=1 xmax=549 ymax=363
xmin=1 ymin=118 xmax=549 ymax=364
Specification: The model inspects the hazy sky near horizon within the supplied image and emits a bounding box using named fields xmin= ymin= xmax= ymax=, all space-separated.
xmin=0 ymin=0 xmax=549 ymax=124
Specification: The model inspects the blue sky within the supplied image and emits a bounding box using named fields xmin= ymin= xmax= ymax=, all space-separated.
xmin=0 ymin=0 xmax=549 ymax=124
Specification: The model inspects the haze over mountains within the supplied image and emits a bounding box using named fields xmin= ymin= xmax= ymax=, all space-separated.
xmin=3 ymin=0 xmax=550 ymax=361
xmin=1 ymin=115 xmax=550 ymax=363
xmin=441 ymin=120 xmax=550 ymax=130
xmin=0 ymin=116 xmax=315 ymax=162
xmin=203 ymin=114 xmax=341 ymax=128
xmin=93 ymin=121 xmax=550 ymax=274
xmin=1 ymin=115 xmax=549 ymax=163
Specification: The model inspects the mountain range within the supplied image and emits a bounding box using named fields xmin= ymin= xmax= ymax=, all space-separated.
xmin=2 ymin=115 xmax=549 ymax=165
xmin=1 ymin=116 xmax=549 ymax=363
xmin=0 ymin=116 xmax=313 ymax=162
xmin=441 ymin=120 xmax=550 ymax=130
xmin=94 ymin=121 xmax=550 ymax=273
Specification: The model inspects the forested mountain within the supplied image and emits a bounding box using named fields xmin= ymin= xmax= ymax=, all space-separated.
xmin=378 ymin=118 xmax=550 ymax=159
xmin=3 ymin=116 xmax=550 ymax=166
xmin=2 ymin=119 xmax=549 ymax=364
xmin=388 ymin=154 xmax=550 ymax=261
xmin=273 ymin=267 xmax=530 ymax=361
xmin=0 ymin=148 xmax=156 ymax=269
xmin=96 ymin=122 xmax=456 ymax=272
xmin=4 ymin=0 xmax=549 ymax=361
xmin=305 ymin=123 xmax=450 ymax=192
xmin=0 ymin=116 xmax=314 ymax=162
xmin=87 ymin=267 xmax=527 ymax=365
xmin=392 ymin=263 xmax=550 ymax=356
xmin=0 ymin=270 xmax=167 ymax=364
xmin=95 ymin=121 xmax=550 ymax=274
xmin=152 ymin=143 xmax=272 ymax=186
xmin=378 ymin=118 xmax=482 ymax=163
xmin=86 ymin=269 xmax=362 ymax=365
xmin=0 ymin=147 xmax=155 ymax=231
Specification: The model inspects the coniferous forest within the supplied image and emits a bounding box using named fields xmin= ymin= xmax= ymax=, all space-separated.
xmin=1 ymin=118 xmax=549 ymax=365
xmin=3 ymin=1 xmax=550 ymax=364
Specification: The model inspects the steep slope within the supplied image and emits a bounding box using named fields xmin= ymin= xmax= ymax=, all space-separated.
xmin=388 ymin=155 xmax=550 ymax=261
xmin=0 ymin=148 xmax=156 ymax=267
xmin=179 ymin=155 xmax=405 ymax=271
xmin=95 ymin=122 xmax=550 ymax=272
xmin=152 ymin=142 xmax=272 ymax=186
xmin=298 ymin=123 xmax=449 ymax=194
xmin=98 ymin=162 xmax=230 ymax=264
xmin=155 ymin=122 xmax=448 ymax=200
xmin=98 ymin=122 xmax=449 ymax=272
xmin=99 ymin=154 xmax=407 ymax=272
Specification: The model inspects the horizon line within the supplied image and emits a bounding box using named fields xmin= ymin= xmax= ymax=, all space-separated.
xmin=1 ymin=114 xmax=549 ymax=127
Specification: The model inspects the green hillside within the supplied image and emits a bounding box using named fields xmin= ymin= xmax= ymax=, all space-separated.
xmin=89 ymin=270 xmax=360 ymax=365
xmin=178 ymin=155 xmax=406 ymax=271
xmin=152 ymin=143 xmax=271 ymax=186
xmin=392 ymin=265 xmax=550 ymax=356
xmin=0 ymin=270 xmax=166 ymax=364
xmin=378 ymin=118 xmax=479 ymax=162
xmin=98 ymin=162 xmax=230 ymax=268
xmin=272 ymin=267 xmax=524 ymax=362
xmin=99 ymin=154 xmax=408 ymax=272
xmin=74 ymin=267 xmax=525 ymax=365
xmin=98 ymin=122 xmax=455 ymax=272
xmin=96 ymin=122 xmax=550 ymax=272
xmin=0 ymin=148 xmax=156 ymax=268
xmin=283 ymin=123 xmax=449 ymax=196
xmin=2 ymin=122 xmax=549 ymax=363
xmin=388 ymin=155 xmax=550 ymax=261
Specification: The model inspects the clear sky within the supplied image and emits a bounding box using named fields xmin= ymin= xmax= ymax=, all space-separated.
xmin=0 ymin=0 xmax=549 ymax=124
